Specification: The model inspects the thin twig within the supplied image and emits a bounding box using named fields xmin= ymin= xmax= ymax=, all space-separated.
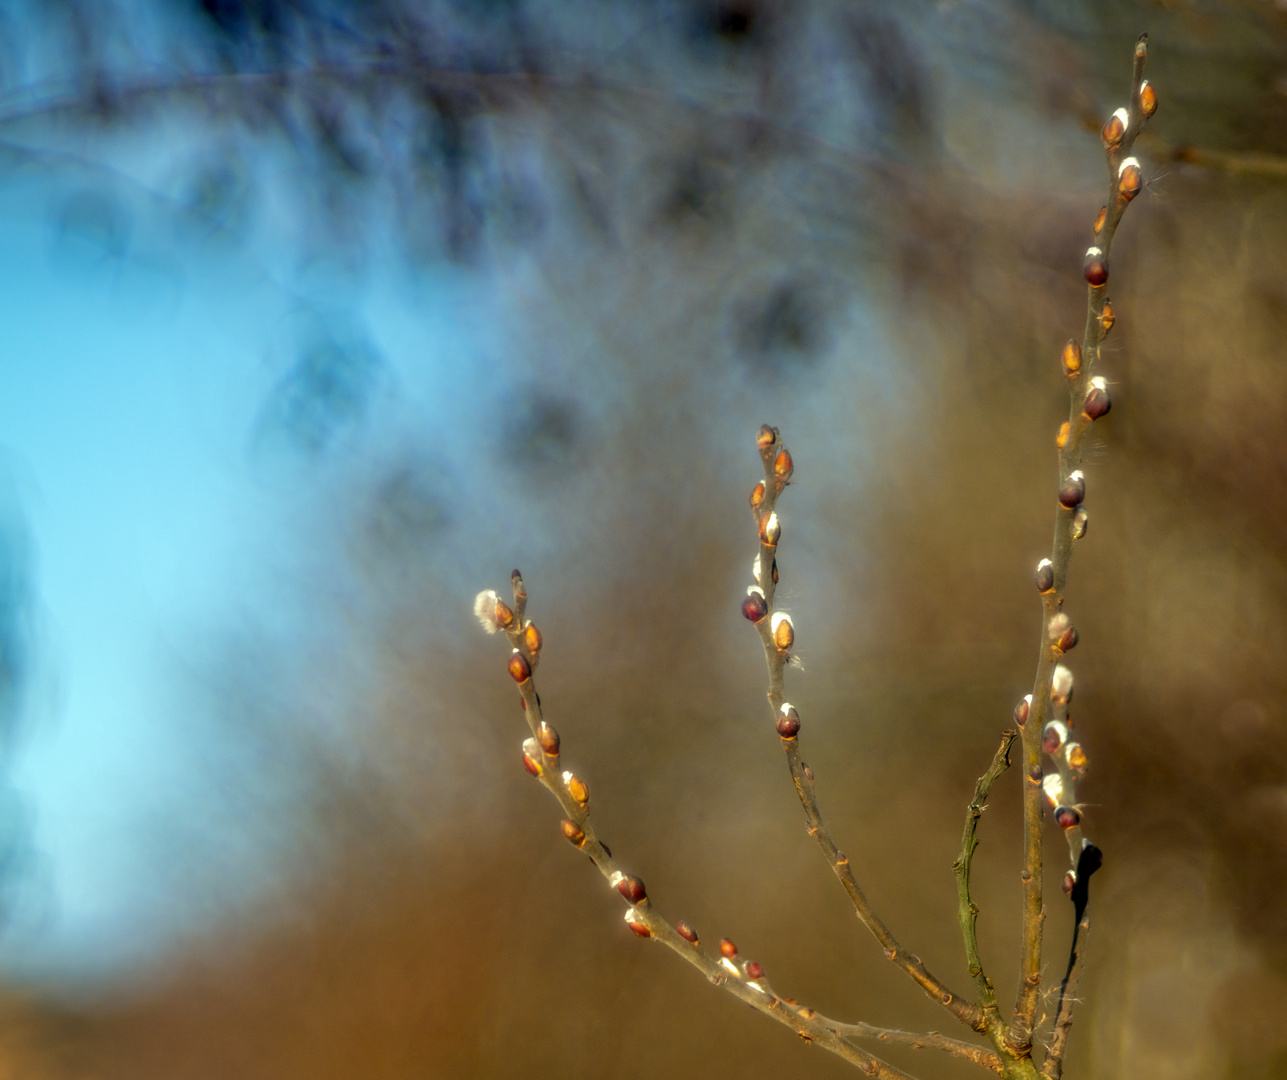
xmin=831 ymin=1021 xmax=1005 ymax=1076
xmin=745 ymin=429 xmax=985 ymax=1035
xmin=954 ymin=730 xmax=1018 ymax=1021
xmin=1041 ymin=917 xmax=1091 ymax=1080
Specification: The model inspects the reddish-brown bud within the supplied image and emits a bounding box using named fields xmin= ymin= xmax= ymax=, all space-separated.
xmin=777 ymin=703 xmax=801 ymax=740
xmin=565 ymin=772 xmax=590 ymax=808
xmin=537 ymin=721 xmax=560 ymax=758
xmin=522 ymin=742 xmax=544 ymax=777
xmin=774 ymin=448 xmax=794 ymax=483
xmin=1062 ymin=870 xmax=1076 ymax=896
xmin=744 ymin=961 xmax=765 ymax=981
xmin=720 ymin=939 xmax=739 ymax=960
xmin=676 ymin=921 xmax=699 ymax=944
xmin=750 ymin=480 xmax=766 ymax=510
xmin=524 ymin=623 xmax=543 ymax=656
xmin=1139 ymin=80 xmax=1157 ymax=118
xmin=1092 ymin=206 xmax=1107 ymax=234
xmin=1084 ymin=247 xmax=1108 ymax=288
xmin=1066 ymin=742 xmax=1089 ymax=774
xmin=624 ymin=909 xmax=652 ymax=937
xmin=1083 ymin=378 xmax=1111 ymax=421
xmin=1058 ymin=471 xmax=1086 ymax=510
xmin=1061 ymin=339 xmax=1082 ymax=377
xmin=1101 ymin=107 xmax=1128 ymax=149
xmin=615 ymin=874 xmax=647 ymax=905
xmin=1072 ymin=505 xmax=1089 ymax=540
xmin=494 ymin=599 xmax=515 ymax=629
xmin=560 ymin=819 xmax=586 ymax=847
xmin=759 ymin=512 xmax=781 ymax=547
xmin=1100 ymin=300 xmax=1115 ymax=335
xmin=1048 ymin=614 xmax=1078 ymax=654
xmin=1034 ymin=558 xmax=1055 ymax=594
xmin=771 ymin=558 xmax=779 ymax=585
xmin=508 ymin=651 xmax=532 ymax=684
xmin=1117 ymin=158 xmax=1142 ymax=202
xmin=1014 ymin=694 xmax=1032 ymax=727
xmin=742 ymin=589 xmax=769 ymax=623
xmin=1042 ymin=723 xmax=1065 ymax=755
xmin=1056 ymin=421 xmax=1070 ymax=450
xmin=756 ymin=425 xmax=777 ymax=451
xmin=1055 ymin=805 xmax=1082 ymax=830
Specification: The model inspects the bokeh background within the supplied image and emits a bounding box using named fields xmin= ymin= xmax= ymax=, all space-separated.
xmin=0 ymin=1 xmax=1285 ymax=1077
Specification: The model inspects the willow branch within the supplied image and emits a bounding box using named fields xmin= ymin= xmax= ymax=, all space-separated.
xmin=831 ymin=1022 xmax=1004 ymax=1076
xmin=1041 ymin=917 xmax=1091 ymax=1080
xmin=743 ymin=428 xmax=984 ymax=1034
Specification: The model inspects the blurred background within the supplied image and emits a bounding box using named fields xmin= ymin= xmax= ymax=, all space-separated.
xmin=0 ymin=0 xmax=1284 ymax=1077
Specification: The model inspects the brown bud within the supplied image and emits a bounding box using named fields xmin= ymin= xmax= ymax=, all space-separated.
xmin=560 ymin=819 xmax=586 ymax=847
xmin=1066 ymin=742 xmax=1089 ymax=774
xmin=1083 ymin=378 xmax=1111 ymax=421
xmin=676 ymin=921 xmax=699 ymax=944
xmin=1042 ymin=723 xmax=1064 ymax=755
xmin=759 ymin=512 xmax=781 ymax=547
xmin=494 ymin=599 xmax=515 ymax=629
xmin=1034 ymin=558 xmax=1055 ymax=594
xmin=537 ymin=722 xmax=560 ymax=757
xmin=742 ymin=589 xmax=769 ymax=623
xmin=1047 ymin=612 xmax=1074 ymax=650
xmin=566 ymin=772 xmax=590 ymax=808
xmin=1062 ymin=870 xmax=1076 ymax=896
xmin=1092 ymin=206 xmax=1107 ymax=234
xmin=1071 ymin=505 xmax=1089 ymax=540
xmin=1055 ymin=805 xmax=1082 ymax=830
xmin=1014 ymin=694 xmax=1032 ymax=727
xmin=511 ymin=569 xmax=527 ymax=602
xmin=1055 ymin=623 xmax=1079 ymax=654
xmin=772 ymin=612 xmax=794 ymax=651
xmin=1084 ymin=247 xmax=1108 ymax=288
xmin=756 ymin=425 xmax=777 ymax=451
xmin=522 ymin=747 xmax=544 ymax=777
xmin=1061 ymin=339 xmax=1082 ymax=377
xmin=1100 ymin=301 xmax=1115 ymax=335
xmin=720 ymin=938 xmax=739 ymax=960
xmin=771 ymin=558 xmax=779 ymax=585
xmin=508 ymin=651 xmax=532 ymax=684
xmin=1056 ymin=421 xmax=1070 ymax=450
xmin=624 ymin=910 xmax=652 ymax=938
xmin=802 ymin=764 xmax=814 ymax=781
xmin=616 ymin=874 xmax=647 ymax=905
xmin=744 ymin=961 xmax=765 ymax=981
xmin=1101 ymin=108 xmax=1127 ymax=149
xmin=777 ymin=704 xmax=801 ymax=740
xmin=1058 ymin=471 xmax=1085 ymax=510
xmin=1117 ymin=158 xmax=1142 ymax=202
xmin=750 ymin=480 xmax=766 ymax=510
xmin=1139 ymin=79 xmax=1157 ymax=118
xmin=774 ymin=448 xmax=794 ymax=483
xmin=524 ymin=623 xmax=543 ymax=655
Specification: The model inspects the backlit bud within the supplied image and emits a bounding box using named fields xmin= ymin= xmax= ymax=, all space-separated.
xmin=1066 ymin=742 xmax=1088 ymax=775
xmin=1042 ymin=720 xmax=1068 ymax=755
xmin=509 ymin=651 xmax=532 ymax=683
xmin=1117 ymin=157 xmax=1142 ymax=202
xmin=474 ymin=590 xmax=503 ymax=633
xmin=524 ymin=623 xmax=543 ymax=655
xmin=537 ymin=721 xmax=560 ymax=758
xmin=1055 ymin=622 xmax=1078 ymax=654
xmin=1014 ymin=694 xmax=1032 ymax=727
xmin=1056 ymin=421 xmax=1069 ymax=450
xmin=1093 ymin=206 xmax=1107 ymax=234
xmin=1139 ymin=79 xmax=1157 ymax=118
xmin=756 ymin=425 xmax=777 ymax=450
xmin=1048 ymin=612 xmax=1078 ymax=654
xmin=742 ymin=587 xmax=769 ymax=623
xmin=624 ymin=908 xmax=652 ymax=937
xmin=564 ymin=771 xmax=590 ymax=808
xmin=760 ymin=512 xmax=781 ymax=547
xmin=560 ymin=819 xmax=586 ymax=847
xmin=1051 ymin=664 xmax=1074 ymax=705
xmin=771 ymin=612 xmax=795 ymax=651
xmin=1083 ymin=377 xmax=1111 ymax=421
xmin=774 ymin=448 xmax=794 ymax=483
xmin=1055 ymin=805 xmax=1082 ymax=830
xmin=1100 ymin=301 xmax=1115 ymax=335
xmin=1101 ymin=107 xmax=1128 ymax=149
xmin=720 ymin=938 xmax=739 ymax=960
xmin=1061 ymin=339 xmax=1082 ymax=377
xmin=1084 ymin=247 xmax=1108 ymax=287
xmin=744 ymin=961 xmax=765 ymax=981
xmin=1034 ymin=558 xmax=1055 ymax=594
xmin=676 ymin=921 xmax=699 ymax=944
xmin=1058 ymin=471 xmax=1085 ymax=510
xmin=494 ymin=598 xmax=515 ymax=630
xmin=616 ymin=874 xmax=647 ymax=905
xmin=522 ymin=738 xmax=544 ymax=777
xmin=777 ymin=703 xmax=801 ymax=739
xmin=1042 ymin=772 xmax=1064 ymax=806
xmin=750 ymin=480 xmax=766 ymax=510
xmin=1062 ymin=870 xmax=1076 ymax=896
xmin=1071 ymin=505 xmax=1089 ymax=540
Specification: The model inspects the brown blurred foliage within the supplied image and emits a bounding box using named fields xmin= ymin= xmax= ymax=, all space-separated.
xmin=4 ymin=2 xmax=1287 ymax=1079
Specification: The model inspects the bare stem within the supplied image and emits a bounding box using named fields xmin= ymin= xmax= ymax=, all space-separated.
xmin=832 ymin=1022 xmax=1005 ymax=1075
xmin=1041 ymin=917 xmax=1091 ymax=1080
